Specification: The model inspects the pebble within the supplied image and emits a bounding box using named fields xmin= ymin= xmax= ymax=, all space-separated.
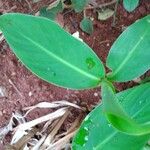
xmin=106 ymin=43 xmax=110 ymax=47
xmin=2 ymin=110 xmax=6 ymax=114
xmin=11 ymin=72 xmax=16 ymax=76
xmin=0 ymin=86 xmax=7 ymax=97
xmin=28 ymin=91 xmax=33 ymax=97
xmin=74 ymin=91 xmax=79 ymax=94
xmin=94 ymin=92 xmax=98 ymax=97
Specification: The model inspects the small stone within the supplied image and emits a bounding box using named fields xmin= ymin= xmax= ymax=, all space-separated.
xmin=106 ymin=43 xmax=110 ymax=47
xmin=2 ymin=110 xmax=6 ymax=114
xmin=0 ymin=86 xmax=7 ymax=97
xmin=74 ymin=91 xmax=79 ymax=94
xmin=28 ymin=91 xmax=32 ymax=97
xmin=11 ymin=72 xmax=16 ymax=76
xmin=94 ymin=92 xmax=98 ymax=97
xmin=81 ymin=32 xmax=84 ymax=36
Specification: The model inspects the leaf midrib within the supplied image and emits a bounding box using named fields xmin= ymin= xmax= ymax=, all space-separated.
xmin=14 ymin=30 xmax=100 ymax=81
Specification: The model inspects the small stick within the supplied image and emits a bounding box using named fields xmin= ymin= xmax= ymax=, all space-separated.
xmin=99 ymin=40 xmax=110 ymax=45
xmin=91 ymin=37 xmax=96 ymax=48
xmin=112 ymin=0 xmax=119 ymax=27
xmin=8 ymin=79 xmax=23 ymax=98
xmin=87 ymin=0 xmax=117 ymax=9
xmin=55 ymin=114 xmax=83 ymax=139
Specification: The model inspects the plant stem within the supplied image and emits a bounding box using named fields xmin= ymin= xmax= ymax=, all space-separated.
xmin=112 ymin=0 xmax=119 ymax=27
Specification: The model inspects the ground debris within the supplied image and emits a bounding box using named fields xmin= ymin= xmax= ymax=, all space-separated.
xmin=0 ymin=100 xmax=84 ymax=150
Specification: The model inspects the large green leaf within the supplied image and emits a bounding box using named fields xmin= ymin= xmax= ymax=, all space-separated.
xmin=101 ymin=81 xmax=150 ymax=136
xmin=106 ymin=15 xmax=150 ymax=82
xmin=123 ymin=0 xmax=139 ymax=12
xmin=72 ymin=83 xmax=150 ymax=150
xmin=71 ymin=0 xmax=89 ymax=12
xmin=0 ymin=13 xmax=105 ymax=89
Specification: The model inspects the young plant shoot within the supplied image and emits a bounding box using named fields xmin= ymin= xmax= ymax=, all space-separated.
xmin=0 ymin=13 xmax=150 ymax=149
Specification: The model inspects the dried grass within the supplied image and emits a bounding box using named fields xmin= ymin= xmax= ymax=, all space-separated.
xmin=0 ymin=100 xmax=84 ymax=150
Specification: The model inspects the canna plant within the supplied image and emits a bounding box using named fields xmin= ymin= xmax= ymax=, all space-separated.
xmin=0 ymin=13 xmax=150 ymax=149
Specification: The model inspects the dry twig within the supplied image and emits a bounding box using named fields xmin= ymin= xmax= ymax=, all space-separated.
xmin=88 ymin=0 xmax=117 ymax=9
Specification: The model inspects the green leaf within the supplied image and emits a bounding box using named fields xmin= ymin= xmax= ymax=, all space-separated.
xmin=71 ymin=0 xmax=89 ymax=12
xmin=40 ymin=1 xmax=63 ymax=20
xmin=123 ymin=0 xmax=139 ymax=12
xmin=101 ymin=81 xmax=150 ymax=136
xmin=0 ymin=13 xmax=105 ymax=89
xmin=80 ymin=18 xmax=93 ymax=35
xmin=40 ymin=7 xmax=56 ymax=20
xmin=107 ymin=15 xmax=150 ymax=82
xmin=72 ymin=83 xmax=150 ymax=150
xmin=143 ymin=145 xmax=150 ymax=150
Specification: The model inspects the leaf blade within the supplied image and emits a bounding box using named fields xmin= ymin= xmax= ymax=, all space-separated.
xmin=72 ymin=83 xmax=150 ymax=150
xmin=106 ymin=15 xmax=150 ymax=82
xmin=101 ymin=81 xmax=150 ymax=136
xmin=80 ymin=18 xmax=93 ymax=35
xmin=123 ymin=0 xmax=139 ymax=12
xmin=71 ymin=0 xmax=89 ymax=12
xmin=0 ymin=13 xmax=105 ymax=89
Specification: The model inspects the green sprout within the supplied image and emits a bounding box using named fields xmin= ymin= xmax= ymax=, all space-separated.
xmin=0 ymin=13 xmax=150 ymax=150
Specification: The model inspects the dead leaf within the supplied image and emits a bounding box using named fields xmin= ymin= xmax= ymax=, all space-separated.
xmin=2 ymin=100 xmax=83 ymax=150
xmin=97 ymin=8 xmax=114 ymax=20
